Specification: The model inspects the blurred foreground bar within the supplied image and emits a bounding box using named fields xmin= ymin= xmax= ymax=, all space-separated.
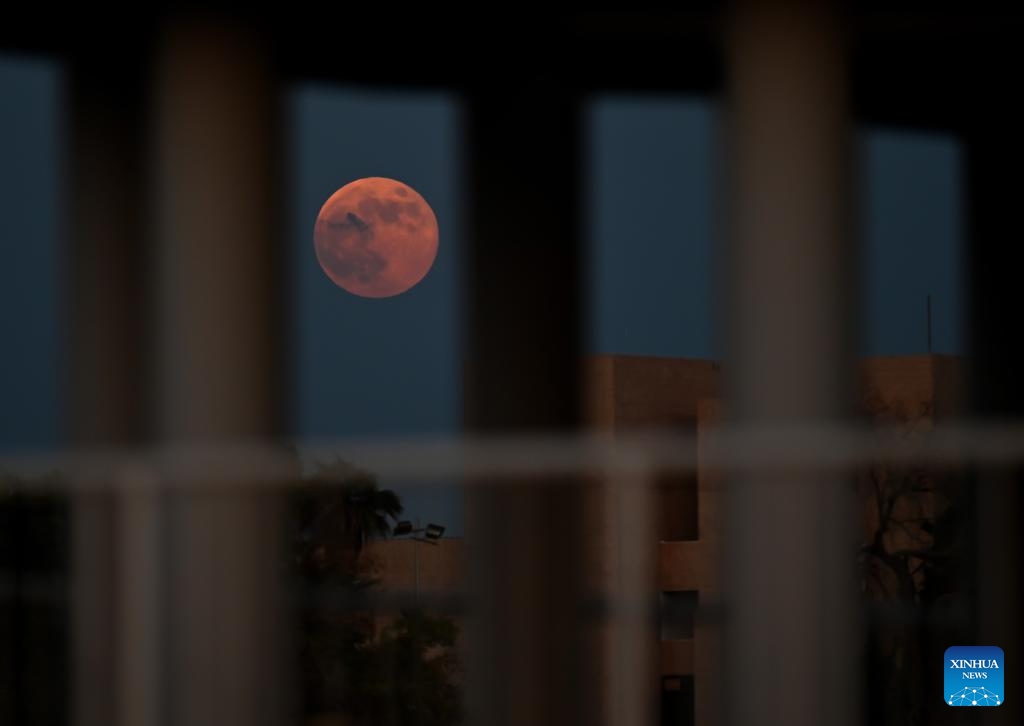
xmin=463 ymin=79 xmax=589 ymax=726
xmin=723 ymin=5 xmax=858 ymax=726
xmin=965 ymin=41 xmax=1023 ymax=726
xmin=67 ymin=36 xmax=151 ymax=726
xmin=153 ymin=19 xmax=285 ymax=726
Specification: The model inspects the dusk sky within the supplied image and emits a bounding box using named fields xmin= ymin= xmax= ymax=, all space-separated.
xmin=1 ymin=57 xmax=964 ymax=533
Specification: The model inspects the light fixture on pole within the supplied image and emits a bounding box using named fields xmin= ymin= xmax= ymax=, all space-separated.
xmin=392 ymin=520 xmax=446 ymax=605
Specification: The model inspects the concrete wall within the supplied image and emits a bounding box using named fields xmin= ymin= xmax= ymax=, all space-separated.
xmin=585 ymin=355 xmax=722 ymax=544
xmin=585 ymin=355 xmax=722 ymax=431
xmin=859 ymin=354 xmax=964 ymax=421
xmin=362 ymin=538 xmax=465 ymax=596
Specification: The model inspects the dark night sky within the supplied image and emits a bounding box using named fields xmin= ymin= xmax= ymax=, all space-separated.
xmin=0 ymin=58 xmax=60 ymax=451
xmin=1 ymin=58 xmax=964 ymax=532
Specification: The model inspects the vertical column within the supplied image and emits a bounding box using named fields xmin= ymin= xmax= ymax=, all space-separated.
xmin=116 ymin=469 xmax=162 ymax=726
xmin=152 ymin=19 xmax=285 ymax=726
xmin=723 ymin=4 xmax=858 ymax=726
xmin=964 ymin=46 xmax=1023 ymax=725
xmin=604 ymin=468 xmax=657 ymax=726
xmin=695 ymin=398 xmax=725 ymax=726
xmin=67 ymin=47 xmax=151 ymax=726
xmin=463 ymin=83 xmax=588 ymax=726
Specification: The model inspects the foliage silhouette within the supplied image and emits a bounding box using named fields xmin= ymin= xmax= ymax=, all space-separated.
xmin=858 ymin=395 xmax=971 ymax=726
xmin=290 ymin=455 xmax=463 ymax=726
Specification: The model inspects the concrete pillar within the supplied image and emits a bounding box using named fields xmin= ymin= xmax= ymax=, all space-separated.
xmin=152 ymin=19 xmax=285 ymax=726
xmin=723 ymin=4 xmax=859 ymax=726
xmin=463 ymin=83 xmax=590 ymax=726
xmin=67 ymin=46 xmax=151 ymax=726
xmin=964 ymin=46 xmax=1023 ymax=725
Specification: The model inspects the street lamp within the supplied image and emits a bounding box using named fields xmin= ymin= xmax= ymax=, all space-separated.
xmin=392 ymin=520 xmax=446 ymax=605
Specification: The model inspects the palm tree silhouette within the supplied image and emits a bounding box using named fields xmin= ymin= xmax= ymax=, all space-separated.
xmin=295 ymin=457 xmax=403 ymax=579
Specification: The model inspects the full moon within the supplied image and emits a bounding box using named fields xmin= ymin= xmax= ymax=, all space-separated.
xmin=314 ymin=177 xmax=439 ymax=298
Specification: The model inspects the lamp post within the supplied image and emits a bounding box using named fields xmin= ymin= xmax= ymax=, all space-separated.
xmin=392 ymin=520 xmax=446 ymax=605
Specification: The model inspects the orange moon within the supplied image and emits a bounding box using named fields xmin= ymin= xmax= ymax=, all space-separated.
xmin=314 ymin=177 xmax=439 ymax=298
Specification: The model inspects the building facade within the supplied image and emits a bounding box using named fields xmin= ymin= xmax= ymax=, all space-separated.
xmin=585 ymin=353 xmax=963 ymax=726
xmin=371 ymin=353 xmax=964 ymax=726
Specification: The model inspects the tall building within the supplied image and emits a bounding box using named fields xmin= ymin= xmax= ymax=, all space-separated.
xmin=584 ymin=356 xmax=721 ymax=726
xmin=584 ymin=353 xmax=964 ymax=726
xmin=368 ymin=354 xmax=967 ymax=725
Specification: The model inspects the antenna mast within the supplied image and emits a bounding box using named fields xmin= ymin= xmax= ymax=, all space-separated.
xmin=926 ymin=294 xmax=933 ymax=354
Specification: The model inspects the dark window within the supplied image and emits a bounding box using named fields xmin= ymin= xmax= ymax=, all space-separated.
xmin=661 ymin=674 xmax=695 ymax=726
xmin=660 ymin=590 xmax=698 ymax=640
